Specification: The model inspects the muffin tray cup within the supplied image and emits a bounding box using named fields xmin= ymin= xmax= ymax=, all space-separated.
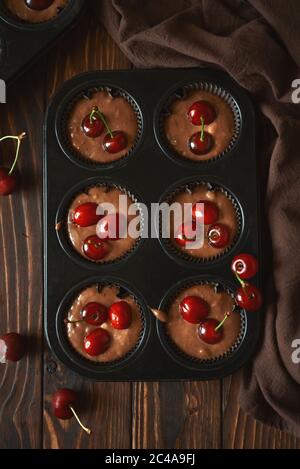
xmin=0 ymin=0 xmax=85 ymax=83
xmin=44 ymin=68 xmax=261 ymax=381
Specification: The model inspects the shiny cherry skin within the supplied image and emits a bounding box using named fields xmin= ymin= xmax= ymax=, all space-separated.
xmin=25 ymin=0 xmax=54 ymax=10
xmin=52 ymin=388 xmax=77 ymax=420
xmin=231 ymin=253 xmax=258 ymax=280
xmin=109 ymin=301 xmax=132 ymax=330
xmin=175 ymin=222 xmax=197 ymax=247
xmin=0 ymin=168 xmax=18 ymax=196
xmin=103 ymin=131 xmax=127 ymax=154
xmin=81 ymin=302 xmax=108 ymax=326
xmin=198 ymin=318 xmax=223 ymax=344
xmin=192 ymin=200 xmax=219 ymax=225
xmin=81 ymin=113 xmax=104 ymax=138
xmin=188 ymin=101 xmax=216 ymax=126
xmin=0 ymin=332 xmax=26 ymax=363
xmin=236 ymin=284 xmax=262 ymax=311
xmin=179 ymin=296 xmax=209 ymax=324
xmin=73 ymin=202 xmax=102 ymax=227
xmin=82 ymin=235 xmax=109 ymax=261
xmin=208 ymin=223 xmax=230 ymax=248
xmin=84 ymin=328 xmax=111 ymax=356
xmin=189 ymin=131 xmax=213 ymax=155
xmin=96 ymin=213 xmax=127 ymax=240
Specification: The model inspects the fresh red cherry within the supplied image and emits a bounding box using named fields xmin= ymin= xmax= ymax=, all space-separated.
xmin=73 ymin=202 xmax=102 ymax=227
xmin=174 ymin=222 xmax=197 ymax=247
xmin=192 ymin=200 xmax=219 ymax=225
xmin=207 ymin=223 xmax=230 ymax=248
xmin=81 ymin=107 xmax=105 ymax=138
xmin=65 ymin=302 xmax=108 ymax=327
xmin=189 ymin=131 xmax=213 ymax=155
xmin=0 ymin=132 xmax=26 ymax=196
xmin=0 ymin=332 xmax=26 ymax=363
xmin=81 ymin=302 xmax=108 ymax=325
xmin=0 ymin=168 xmax=18 ymax=196
xmin=109 ymin=301 xmax=132 ymax=330
xmin=82 ymin=235 xmax=109 ymax=261
xmin=198 ymin=318 xmax=223 ymax=344
xmin=231 ymin=253 xmax=258 ymax=280
xmin=25 ymin=0 xmax=54 ymax=10
xmin=236 ymin=283 xmax=262 ymax=311
xmin=84 ymin=328 xmax=111 ymax=356
xmin=188 ymin=100 xmax=216 ymax=125
xmin=52 ymin=388 xmax=77 ymax=419
xmin=52 ymin=388 xmax=91 ymax=434
xmin=96 ymin=213 xmax=127 ymax=240
xmin=103 ymin=131 xmax=127 ymax=154
xmin=179 ymin=296 xmax=209 ymax=324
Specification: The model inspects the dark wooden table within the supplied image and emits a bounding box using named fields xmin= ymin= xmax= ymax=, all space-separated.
xmin=1 ymin=7 xmax=299 ymax=450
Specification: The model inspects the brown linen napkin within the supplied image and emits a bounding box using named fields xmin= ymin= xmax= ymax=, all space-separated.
xmin=91 ymin=0 xmax=300 ymax=437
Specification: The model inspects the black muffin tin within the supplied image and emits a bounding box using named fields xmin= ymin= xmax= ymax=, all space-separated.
xmin=0 ymin=0 xmax=85 ymax=83
xmin=44 ymin=68 xmax=261 ymax=381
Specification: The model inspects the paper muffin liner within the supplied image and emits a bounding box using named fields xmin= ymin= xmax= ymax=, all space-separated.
xmin=58 ymin=281 xmax=147 ymax=368
xmin=56 ymin=181 xmax=145 ymax=267
xmin=158 ymin=279 xmax=246 ymax=365
xmin=159 ymin=180 xmax=242 ymax=264
xmin=156 ymin=81 xmax=241 ymax=165
xmin=0 ymin=0 xmax=70 ymax=26
xmin=56 ymin=85 xmax=143 ymax=170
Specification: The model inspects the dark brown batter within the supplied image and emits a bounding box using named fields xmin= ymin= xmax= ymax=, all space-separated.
xmin=68 ymin=90 xmax=138 ymax=163
xmin=67 ymin=185 xmax=141 ymax=263
xmin=4 ymin=0 xmax=68 ymax=23
xmin=169 ymin=184 xmax=238 ymax=259
xmin=66 ymin=285 xmax=143 ymax=363
xmin=166 ymin=284 xmax=241 ymax=359
xmin=164 ymin=89 xmax=235 ymax=161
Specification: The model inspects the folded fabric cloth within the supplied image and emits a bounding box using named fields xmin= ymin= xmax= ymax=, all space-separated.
xmin=92 ymin=0 xmax=300 ymax=437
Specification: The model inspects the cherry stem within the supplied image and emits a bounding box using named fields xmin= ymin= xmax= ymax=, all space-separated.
xmin=69 ymin=407 xmax=92 ymax=435
xmin=215 ymin=312 xmax=230 ymax=331
xmin=235 ymin=272 xmax=246 ymax=288
xmin=200 ymin=116 xmax=205 ymax=142
xmin=64 ymin=318 xmax=84 ymax=325
xmin=90 ymin=106 xmax=113 ymax=138
xmin=0 ymin=132 xmax=26 ymax=175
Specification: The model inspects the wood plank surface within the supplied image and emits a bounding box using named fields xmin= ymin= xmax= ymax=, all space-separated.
xmin=132 ymin=381 xmax=221 ymax=449
xmin=0 ymin=2 xmax=299 ymax=449
xmin=0 ymin=63 xmax=45 ymax=448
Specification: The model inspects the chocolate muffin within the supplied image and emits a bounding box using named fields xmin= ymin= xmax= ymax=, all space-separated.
xmin=66 ymin=284 xmax=143 ymax=363
xmin=166 ymin=283 xmax=241 ymax=360
xmin=4 ymin=0 xmax=68 ymax=23
xmin=67 ymin=89 xmax=139 ymax=164
xmin=164 ymin=88 xmax=236 ymax=161
xmin=66 ymin=185 xmax=141 ymax=263
xmin=168 ymin=183 xmax=239 ymax=260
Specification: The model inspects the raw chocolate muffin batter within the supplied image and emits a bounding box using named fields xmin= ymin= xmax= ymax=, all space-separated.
xmin=169 ymin=183 xmax=238 ymax=259
xmin=164 ymin=89 xmax=235 ymax=161
xmin=67 ymin=185 xmax=141 ymax=263
xmin=66 ymin=284 xmax=143 ymax=363
xmin=68 ymin=89 xmax=138 ymax=163
xmin=166 ymin=283 xmax=240 ymax=359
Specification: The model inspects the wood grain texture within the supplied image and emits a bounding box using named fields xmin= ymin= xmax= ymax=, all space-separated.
xmin=223 ymin=373 xmax=300 ymax=449
xmin=42 ymin=12 xmax=132 ymax=449
xmin=1 ymin=3 xmax=299 ymax=449
xmin=0 ymin=64 xmax=45 ymax=448
xmin=132 ymin=381 xmax=221 ymax=449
